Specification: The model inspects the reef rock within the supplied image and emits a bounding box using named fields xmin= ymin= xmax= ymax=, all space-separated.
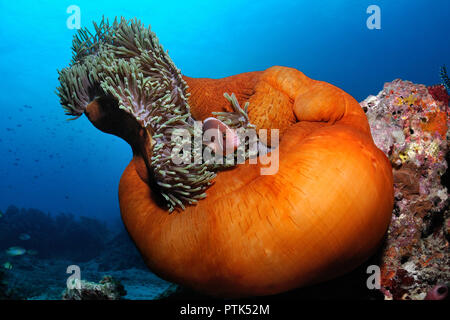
xmin=62 ymin=275 xmax=126 ymax=300
xmin=0 ymin=269 xmax=23 ymax=300
xmin=94 ymin=229 xmax=148 ymax=271
xmin=361 ymin=79 xmax=449 ymax=300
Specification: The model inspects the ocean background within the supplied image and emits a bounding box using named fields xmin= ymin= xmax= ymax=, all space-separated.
xmin=0 ymin=0 xmax=449 ymax=299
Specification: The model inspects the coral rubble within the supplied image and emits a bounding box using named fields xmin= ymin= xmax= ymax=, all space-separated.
xmin=361 ymin=79 xmax=449 ymax=300
xmin=62 ymin=275 xmax=126 ymax=300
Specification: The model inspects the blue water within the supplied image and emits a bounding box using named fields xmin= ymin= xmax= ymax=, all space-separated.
xmin=0 ymin=0 xmax=449 ymax=221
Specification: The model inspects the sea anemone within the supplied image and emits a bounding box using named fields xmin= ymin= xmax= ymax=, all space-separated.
xmin=57 ymin=17 xmax=394 ymax=297
xmin=57 ymin=17 xmax=254 ymax=211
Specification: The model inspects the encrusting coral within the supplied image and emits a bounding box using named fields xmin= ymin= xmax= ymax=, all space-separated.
xmin=361 ymin=78 xmax=449 ymax=300
xmin=57 ymin=17 xmax=394 ymax=297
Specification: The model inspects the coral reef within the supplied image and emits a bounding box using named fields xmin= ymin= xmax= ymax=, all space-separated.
xmin=62 ymin=275 xmax=126 ymax=300
xmin=1 ymin=255 xmax=172 ymax=300
xmin=361 ymin=79 xmax=449 ymax=300
xmin=0 ymin=208 xmax=173 ymax=300
xmin=0 ymin=206 xmax=109 ymax=261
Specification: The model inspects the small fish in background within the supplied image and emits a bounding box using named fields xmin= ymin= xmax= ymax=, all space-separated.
xmin=27 ymin=250 xmax=38 ymax=256
xmin=19 ymin=233 xmax=31 ymax=241
xmin=3 ymin=262 xmax=13 ymax=270
xmin=6 ymin=246 xmax=26 ymax=256
xmin=23 ymin=104 xmax=32 ymax=109
xmin=0 ymin=210 xmax=3 ymax=218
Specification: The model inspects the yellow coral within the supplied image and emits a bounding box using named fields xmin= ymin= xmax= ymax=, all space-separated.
xmin=398 ymin=152 xmax=409 ymax=163
xmin=404 ymin=94 xmax=417 ymax=106
xmin=395 ymin=94 xmax=417 ymax=106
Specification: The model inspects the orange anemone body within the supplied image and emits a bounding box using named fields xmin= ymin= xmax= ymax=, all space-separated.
xmin=118 ymin=66 xmax=394 ymax=297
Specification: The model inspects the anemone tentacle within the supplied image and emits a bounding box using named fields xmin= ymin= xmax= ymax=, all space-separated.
xmin=56 ymin=17 xmax=256 ymax=211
